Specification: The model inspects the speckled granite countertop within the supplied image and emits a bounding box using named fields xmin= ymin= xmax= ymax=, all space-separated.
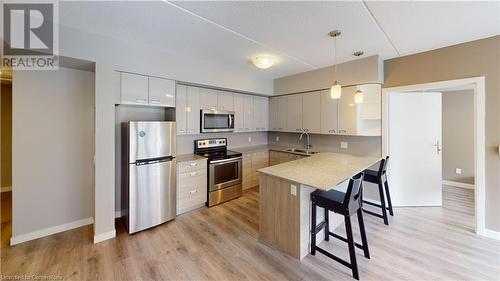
xmin=258 ymin=152 xmax=380 ymax=190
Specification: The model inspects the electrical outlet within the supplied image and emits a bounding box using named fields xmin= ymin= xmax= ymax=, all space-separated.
xmin=455 ymin=168 xmax=462 ymax=175
xmin=248 ymin=137 xmax=252 ymax=143
xmin=341 ymin=142 xmax=348 ymax=149
xmin=276 ymin=136 xmax=280 ymax=142
xmin=290 ymin=184 xmax=297 ymax=196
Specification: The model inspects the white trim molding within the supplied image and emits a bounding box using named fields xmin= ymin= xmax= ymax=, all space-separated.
xmin=382 ymin=77 xmax=486 ymax=237
xmin=93 ymin=229 xmax=116 ymax=244
xmin=483 ymin=229 xmax=500 ymax=240
xmin=10 ymin=217 xmax=94 ymax=245
xmin=1 ymin=186 xmax=12 ymax=192
xmin=442 ymin=180 xmax=475 ymax=190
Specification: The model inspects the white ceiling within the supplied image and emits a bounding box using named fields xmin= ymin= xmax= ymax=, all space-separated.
xmin=58 ymin=1 xmax=500 ymax=79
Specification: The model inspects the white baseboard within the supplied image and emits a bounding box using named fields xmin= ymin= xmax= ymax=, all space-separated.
xmin=483 ymin=229 xmax=500 ymax=240
xmin=1 ymin=186 xmax=12 ymax=192
xmin=442 ymin=180 xmax=475 ymax=189
xmin=10 ymin=217 xmax=93 ymax=245
xmin=94 ymin=229 xmax=116 ymax=244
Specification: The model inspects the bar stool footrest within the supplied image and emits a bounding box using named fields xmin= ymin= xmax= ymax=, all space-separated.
xmin=329 ymin=232 xmax=365 ymax=250
xmin=315 ymin=246 xmax=352 ymax=269
xmin=362 ymin=208 xmax=385 ymax=219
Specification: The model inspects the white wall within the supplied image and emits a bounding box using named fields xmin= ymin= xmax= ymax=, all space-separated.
xmin=12 ymin=67 xmax=95 ymax=239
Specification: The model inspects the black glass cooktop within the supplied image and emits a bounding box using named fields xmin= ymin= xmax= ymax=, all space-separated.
xmin=195 ymin=149 xmax=242 ymax=162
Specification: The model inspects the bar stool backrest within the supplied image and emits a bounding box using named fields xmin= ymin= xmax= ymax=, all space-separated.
xmin=377 ymin=156 xmax=390 ymax=178
xmin=343 ymin=172 xmax=364 ymax=213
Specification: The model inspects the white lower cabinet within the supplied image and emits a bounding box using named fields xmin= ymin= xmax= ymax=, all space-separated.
xmin=177 ymin=158 xmax=207 ymax=215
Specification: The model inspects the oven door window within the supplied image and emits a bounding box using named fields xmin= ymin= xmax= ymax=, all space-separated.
xmin=204 ymin=114 xmax=230 ymax=129
xmin=213 ymin=161 xmax=239 ymax=186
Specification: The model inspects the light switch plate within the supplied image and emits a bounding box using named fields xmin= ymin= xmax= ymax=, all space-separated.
xmin=290 ymin=184 xmax=297 ymax=196
xmin=341 ymin=142 xmax=348 ymax=149
xmin=455 ymin=168 xmax=462 ymax=175
xmin=276 ymin=136 xmax=280 ymax=142
xmin=248 ymin=137 xmax=252 ymax=143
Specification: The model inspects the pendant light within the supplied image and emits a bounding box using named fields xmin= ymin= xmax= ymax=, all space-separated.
xmin=329 ymin=30 xmax=341 ymax=99
xmin=354 ymin=88 xmax=364 ymax=104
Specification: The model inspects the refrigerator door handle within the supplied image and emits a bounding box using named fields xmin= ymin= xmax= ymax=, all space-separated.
xmin=134 ymin=156 xmax=175 ymax=166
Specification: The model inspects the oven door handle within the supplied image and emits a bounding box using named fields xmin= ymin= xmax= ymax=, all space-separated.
xmin=210 ymin=156 xmax=242 ymax=164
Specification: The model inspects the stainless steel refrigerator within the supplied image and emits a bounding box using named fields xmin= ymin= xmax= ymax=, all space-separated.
xmin=123 ymin=121 xmax=176 ymax=234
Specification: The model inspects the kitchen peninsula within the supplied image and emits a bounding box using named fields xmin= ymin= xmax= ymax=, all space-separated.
xmin=258 ymin=153 xmax=380 ymax=259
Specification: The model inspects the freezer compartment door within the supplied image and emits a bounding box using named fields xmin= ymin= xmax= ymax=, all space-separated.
xmin=128 ymin=159 xmax=176 ymax=233
xmin=129 ymin=121 xmax=176 ymax=162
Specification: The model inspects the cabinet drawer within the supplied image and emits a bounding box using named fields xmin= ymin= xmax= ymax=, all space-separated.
xmin=178 ymin=171 xmax=206 ymax=188
xmin=178 ymin=187 xmax=206 ymax=214
xmin=178 ymin=183 xmax=207 ymax=201
xmin=178 ymin=159 xmax=207 ymax=173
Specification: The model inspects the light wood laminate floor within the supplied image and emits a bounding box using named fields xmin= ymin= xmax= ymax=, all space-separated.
xmin=1 ymin=186 xmax=499 ymax=280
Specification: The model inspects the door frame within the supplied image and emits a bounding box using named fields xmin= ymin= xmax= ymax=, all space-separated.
xmin=382 ymin=77 xmax=486 ymax=236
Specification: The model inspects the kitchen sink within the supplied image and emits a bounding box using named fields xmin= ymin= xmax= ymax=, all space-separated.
xmin=286 ymin=148 xmax=319 ymax=155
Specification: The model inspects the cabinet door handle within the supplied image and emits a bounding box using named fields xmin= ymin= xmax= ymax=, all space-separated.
xmin=329 ymin=129 xmax=336 ymax=134
xmin=190 ymin=172 xmax=197 ymax=176
xmin=189 ymin=189 xmax=198 ymax=195
xmin=338 ymin=129 xmax=347 ymax=134
xmin=135 ymin=98 xmax=147 ymax=103
xmin=150 ymin=99 xmax=161 ymax=104
xmin=190 ymin=162 xmax=198 ymax=166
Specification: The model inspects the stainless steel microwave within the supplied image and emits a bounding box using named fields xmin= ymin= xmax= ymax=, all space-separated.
xmin=201 ymin=109 xmax=235 ymax=133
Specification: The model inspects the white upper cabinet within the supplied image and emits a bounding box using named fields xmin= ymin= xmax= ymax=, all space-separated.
xmin=199 ymin=88 xmax=218 ymax=110
xmin=148 ymin=77 xmax=176 ymax=107
xmin=217 ymin=91 xmax=234 ymax=111
xmin=261 ymin=97 xmax=269 ymax=131
xmin=121 ymin=72 xmax=149 ymax=105
xmin=269 ymin=98 xmax=279 ymax=131
xmin=268 ymin=83 xmax=381 ymax=136
xmin=253 ymin=97 xmax=262 ymax=131
xmin=338 ymin=86 xmax=358 ymax=135
xmin=243 ymin=95 xmax=254 ymax=131
xmin=277 ymin=96 xmax=287 ymax=131
xmin=176 ymin=85 xmax=188 ymax=135
xmin=233 ymin=94 xmax=246 ymax=132
xmin=186 ymin=86 xmax=200 ymax=135
xmin=286 ymin=94 xmax=303 ymax=132
xmin=320 ymin=90 xmax=339 ymax=134
xmin=356 ymin=84 xmax=382 ymax=136
xmin=302 ymin=91 xmax=321 ymax=134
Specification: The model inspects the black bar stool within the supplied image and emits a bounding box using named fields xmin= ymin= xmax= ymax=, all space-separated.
xmin=362 ymin=156 xmax=394 ymax=225
xmin=310 ymin=173 xmax=369 ymax=280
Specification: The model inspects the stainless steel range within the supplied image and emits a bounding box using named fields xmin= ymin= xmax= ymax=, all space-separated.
xmin=194 ymin=138 xmax=242 ymax=206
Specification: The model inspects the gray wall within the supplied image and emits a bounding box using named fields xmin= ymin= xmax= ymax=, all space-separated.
xmin=442 ymin=90 xmax=475 ymax=184
xmin=274 ymin=55 xmax=383 ymax=95
xmin=12 ymin=67 xmax=95 ymax=237
xmin=384 ymin=35 xmax=499 ymax=231
xmin=177 ymin=132 xmax=268 ymax=155
xmin=267 ymin=132 xmax=381 ymax=157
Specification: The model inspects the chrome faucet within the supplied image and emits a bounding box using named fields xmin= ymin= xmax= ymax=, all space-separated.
xmin=299 ymin=132 xmax=312 ymax=151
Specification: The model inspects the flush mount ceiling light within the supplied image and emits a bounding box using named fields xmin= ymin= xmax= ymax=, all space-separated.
xmin=329 ymin=30 xmax=342 ymax=99
xmin=354 ymin=88 xmax=365 ymax=104
xmin=251 ymin=55 xmax=275 ymax=69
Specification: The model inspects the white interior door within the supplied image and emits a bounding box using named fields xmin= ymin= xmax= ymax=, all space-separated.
xmin=388 ymin=92 xmax=442 ymax=206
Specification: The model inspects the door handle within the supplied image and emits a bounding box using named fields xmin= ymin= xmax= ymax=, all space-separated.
xmin=433 ymin=141 xmax=442 ymax=155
